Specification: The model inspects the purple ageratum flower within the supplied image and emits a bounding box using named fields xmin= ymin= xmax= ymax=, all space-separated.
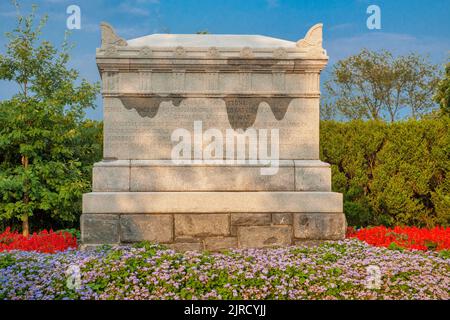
xmin=0 ymin=240 xmax=449 ymax=300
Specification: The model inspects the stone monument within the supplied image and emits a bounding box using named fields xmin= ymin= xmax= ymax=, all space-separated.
xmin=81 ymin=22 xmax=346 ymax=250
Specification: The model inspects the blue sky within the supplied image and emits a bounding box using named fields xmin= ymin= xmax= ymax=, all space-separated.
xmin=1 ymin=0 xmax=449 ymax=120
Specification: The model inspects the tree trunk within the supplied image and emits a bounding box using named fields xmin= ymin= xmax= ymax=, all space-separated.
xmin=389 ymin=110 xmax=396 ymax=123
xmin=21 ymin=155 xmax=30 ymax=237
xmin=22 ymin=215 xmax=29 ymax=237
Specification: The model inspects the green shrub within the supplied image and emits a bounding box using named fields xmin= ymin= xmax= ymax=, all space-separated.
xmin=58 ymin=228 xmax=81 ymax=241
xmin=321 ymin=117 xmax=450 ymax=227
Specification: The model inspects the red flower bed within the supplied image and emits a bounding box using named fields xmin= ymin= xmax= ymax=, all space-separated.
xmin=0 ymin=228 xmax=77 ymax=253
xmin=346 ymin=226 xmax=450 ymax=251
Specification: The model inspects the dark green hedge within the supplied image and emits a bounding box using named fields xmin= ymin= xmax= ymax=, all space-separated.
xmin=320 ymin=118 xmax=450 ymax=227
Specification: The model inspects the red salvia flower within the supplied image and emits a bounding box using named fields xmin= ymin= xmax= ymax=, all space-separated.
xmin=0 ymin=228 xmax=77 ymax=253
xmin=346 ymin=226 xmax=450 ymax=251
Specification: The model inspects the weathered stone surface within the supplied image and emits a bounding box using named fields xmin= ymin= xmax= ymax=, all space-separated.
xmin=230 ymin=213 xmax=272 ymax=236
xmin=113 ymin=73 xmax=321 ymax=98
xmin=272 ymin=213 xmax=293 ymax=225
xmin=204 ymin=237 xmax=238 ymax=251
xmin=230 ymin=225 xmax=238 ymax=236
xmin=120 ymin=214 xmax=173 ymax=243
xmin=98 ymin=25 xmax=325 ymax=162
xmin=103 ymin=97 xmax=320 ymax=160
xmin=81 ymin=214 xmax=119 ymax=244
xmin=92 ymin=160 xmax=130 ymax=192
xmin=295 ymin=162 xmax=331 ymax=191
xmin=130 ymin=161 xmax=295 ymax=191
xmin=293 ymin=213 xmax=346 ymax=240
xmin=175 ymin=214 xmax=230 ymax=237
xmin=100 ymin=23 xmax=327 ymax=58
xmin=168 ymin=242 xmax=203 ymax=252
xmin=81 ymin=23 xmax=343 ymax=248
xmin=237 ymin=226 xmax=292 ymax=248
xmin=174 ymin=237 xmax=202 ymax=243
xmin=127 ymin=33 xmax=298 ymax=48
xmin=231 ymin=213 xmax=271 ymax=226
xmin=83 ymin=192 xmax=343 ymax=213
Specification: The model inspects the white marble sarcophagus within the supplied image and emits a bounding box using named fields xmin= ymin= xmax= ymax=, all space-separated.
xmin=81 ymin=22 xmax=346 ymax=250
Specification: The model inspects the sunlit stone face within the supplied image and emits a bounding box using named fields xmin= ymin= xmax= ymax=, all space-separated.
xmin=80 ymin=23 xmax=346 ymax=249
xmin=102 ymin=97 xmax=319 ymax=160
xmin=97 ymin=27 xmax=328 ymax=162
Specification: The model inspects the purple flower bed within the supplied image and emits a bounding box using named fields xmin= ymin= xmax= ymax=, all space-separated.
xmin=1 ymin=240 xmax=449 ymax=300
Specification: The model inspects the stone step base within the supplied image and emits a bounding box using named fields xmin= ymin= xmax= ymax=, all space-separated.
xmin=92 ymin=160 xmax=332 ymax=192
xmin=83 ymin=191 xmax=342 ymax=213
xmin=81 ymin=212 xmax=346 ymax=250
xmin=81 ymin=191 xmax=346 ymax=250
xmin=81 ymin=192 xmax=346 ymax=251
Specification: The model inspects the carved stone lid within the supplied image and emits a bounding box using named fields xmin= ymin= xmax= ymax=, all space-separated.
xmin=127 ymin=34 xmax=297 ymax=48
xmin=96 ymin=22 xmax=328 ymax=72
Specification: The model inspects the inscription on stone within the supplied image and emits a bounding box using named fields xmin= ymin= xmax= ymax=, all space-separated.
xmin=118 ymin=96 xmax=293 ymax=131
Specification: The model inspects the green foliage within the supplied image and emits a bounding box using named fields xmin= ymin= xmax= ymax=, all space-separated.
xmin=321 ymin=118 xmax=450 ymax=227
xmin=388 ymin=242 xmax=404 ymax=251
xmin=58 ymin=228 xmax=81 ymax=241
xmin=324 ymin=49 xmax=440 ymax=122
xmin=434 ymin=59 xmax=450 ymax=116
xmin=424 ymin=241 xmax=438 ymax=251
xmin=438 ymin=250 xmax=450 ymax=259
xmin=132 ymin=241 xmax=168 ymax=252
xmin=0 ymin=4 xmax=102 ymax=232
xmin=0 ymin=253 xmax=16 ymax=269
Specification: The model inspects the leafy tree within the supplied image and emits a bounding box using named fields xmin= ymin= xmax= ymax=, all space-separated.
xmin=319 ymin=100 xmax=337 ymax=121
xmin=324 ymin=49 xmax=440 ymax=122
xmin=434 ymin=59 xmax=450 ymax=116
xmin=0 ymin=3 xmax=100 ymax=235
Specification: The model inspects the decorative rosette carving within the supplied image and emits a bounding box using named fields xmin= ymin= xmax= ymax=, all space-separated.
xmin=240 ymin=47 xmax=254 ymax=58
xmin=139 ymin=46 xmax=152 ymax=57
xmin=174 ymin=46 xmax=187 ymax=58
xmin=206 ymin=46 xmax=220 ymax=58
xmin=273 ymin=47 xmax=288 ymax=58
